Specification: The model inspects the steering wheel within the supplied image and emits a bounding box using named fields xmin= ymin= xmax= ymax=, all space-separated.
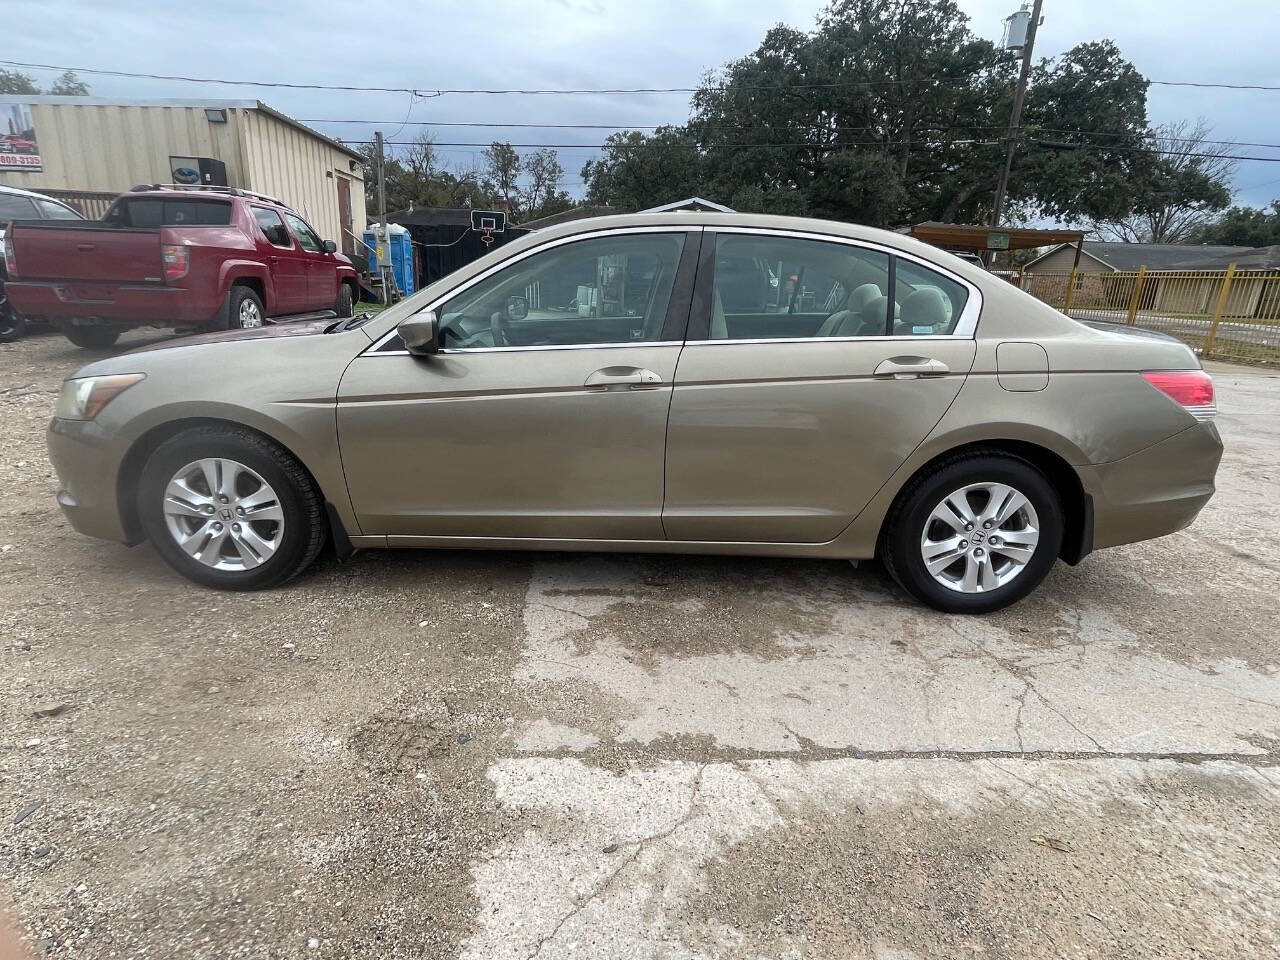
xmin=489 ymin=310 xmax=509 ymax=347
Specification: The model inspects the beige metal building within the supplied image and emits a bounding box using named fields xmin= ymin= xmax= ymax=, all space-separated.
xmin=0 ymin=96 xmax=365 ymax=254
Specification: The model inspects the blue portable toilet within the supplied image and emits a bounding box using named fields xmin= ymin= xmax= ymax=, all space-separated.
xmin=362 ymin=223 xmax=416 ymax=297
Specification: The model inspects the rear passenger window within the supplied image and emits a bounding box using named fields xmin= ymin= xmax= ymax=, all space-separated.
xmin=252 ymin=207 xmax=292 ymax=247
xmin=106 ymin=199 xmax=232 ymax=227
xmin=710 ymin=235 xmax=891 ymax=340
xmin=894 ymin=259 xmax=969 ymax=336
xmin=0 ymin=195 xmax=37 ymax=220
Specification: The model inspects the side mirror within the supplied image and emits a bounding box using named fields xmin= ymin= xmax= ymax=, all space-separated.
xmin=506 ymin=295 xmax=529 ymax=322
xmin=323 ymin=239 xmax=338 ymax=254
xmin=398 ymin=311 xmax=439 ymax=356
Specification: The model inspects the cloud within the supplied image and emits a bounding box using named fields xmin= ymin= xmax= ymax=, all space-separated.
xmin=6 ymin=0 xmax=1277 ymax=208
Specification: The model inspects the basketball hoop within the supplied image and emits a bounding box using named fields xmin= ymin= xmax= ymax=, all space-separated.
xmin=470 ymin=209 xmax=506 ymax=247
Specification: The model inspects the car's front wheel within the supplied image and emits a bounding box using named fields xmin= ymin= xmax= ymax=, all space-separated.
xmin=881 ymin=452 xmax=1063 ymax=614
xmin=334 ymin=282 xmax=354 ymax=318
xmin=138 ymin=425 xmax=326 ymax=590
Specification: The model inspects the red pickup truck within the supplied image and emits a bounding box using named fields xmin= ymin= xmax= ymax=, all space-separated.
xmin=3 ymin=186 xmax=360 ymax=349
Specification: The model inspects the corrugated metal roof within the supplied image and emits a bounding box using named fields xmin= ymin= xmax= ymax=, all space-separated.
xmin=0 ymin=95 xmax=365 ymax=161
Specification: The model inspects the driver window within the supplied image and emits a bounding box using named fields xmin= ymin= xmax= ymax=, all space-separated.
xmin=436 ymin=232 xmax=686 ymax=349
xmin=710 ymin=235 xmax=891 ymax=340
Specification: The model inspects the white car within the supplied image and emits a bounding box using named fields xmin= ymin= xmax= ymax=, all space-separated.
xmin=0 ymin=183 xmax=83 ymax=342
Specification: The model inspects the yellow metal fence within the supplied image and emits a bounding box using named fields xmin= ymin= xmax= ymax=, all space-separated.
xmin=1004 ymin=265 xmax=1280 ymax=365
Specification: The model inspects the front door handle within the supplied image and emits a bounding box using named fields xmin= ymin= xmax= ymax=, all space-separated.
xmin=584 ymin=366 xmax=664 ymax=390
xmin=873 ymin=356 xmax=950 ymax=380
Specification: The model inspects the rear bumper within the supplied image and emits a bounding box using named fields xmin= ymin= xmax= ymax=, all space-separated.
xmin=47 ymin=417 xmax=131 ymax=543
xmin=5 ymin=280 xmax=214 ymax=326
xmin=1079 ymin=421 xmax=1223 ymax=551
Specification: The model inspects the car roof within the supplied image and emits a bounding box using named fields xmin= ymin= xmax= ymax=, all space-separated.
xmin=515 ymin=211 xmax=997 ymax=287
xmin=0 ymin=183 xmax=70 ymax=202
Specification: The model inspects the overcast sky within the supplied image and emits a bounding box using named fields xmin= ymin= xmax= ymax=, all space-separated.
xmin=7 ymin=0 xmax=1279 ymax=215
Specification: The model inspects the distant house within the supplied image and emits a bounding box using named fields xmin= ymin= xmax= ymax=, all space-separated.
xmin=639 ymin=197 xmax=735 ymax=213
xmin=1024 ymin=241 xmax=1280 ymax=319
xmin=1024 ymin=241 xmax=1270 ymax=274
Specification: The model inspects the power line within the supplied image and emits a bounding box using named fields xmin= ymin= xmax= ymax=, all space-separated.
xmin=311 ymin=117 xmax=1280 ymax=151
xmin=6 ymin=58 xmax=1280 ymax=95
xmin=353 ymin=137 xmax=1280 ymax=163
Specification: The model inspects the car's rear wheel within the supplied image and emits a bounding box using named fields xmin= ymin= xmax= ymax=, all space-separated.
xmin=334 ymin=282 xmax=354 ymax=318
xmin=64 ymin=325 xmax=121 ymax=350
xmin=138 ymin=425 xmax=325 ymax=590
xmin=881 ymin=452 xmax=1063 ymax=614
xmin=0 ymin=299 xmax=26 ymax=343
xmin=226 ymin=285 xmax=266 ymax=330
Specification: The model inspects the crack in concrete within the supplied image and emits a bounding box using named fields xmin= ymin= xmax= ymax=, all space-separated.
xmin=946 ymin=621 xmax=1111 ymax=753
xmin=518 ymin=743 xmax=1280 ymax=767
xmin=525 ymin=762 xmax=709 ymax=959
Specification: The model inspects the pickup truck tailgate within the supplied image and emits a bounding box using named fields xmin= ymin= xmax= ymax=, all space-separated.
xmin=8 ymin=223 xmax=163 ymax=283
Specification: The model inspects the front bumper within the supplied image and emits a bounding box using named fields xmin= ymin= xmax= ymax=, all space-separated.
xmin=1080 ymin=420 xmax=1224 ymax=551
xmin=47 ymin=417 xmax=132 ymax=543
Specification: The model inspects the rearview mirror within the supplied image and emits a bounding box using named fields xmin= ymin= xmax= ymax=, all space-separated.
xmin=398 ymin=311 xmax=439 ymax=356
xmin=323 ymin=239 xmax=338 ymax=254
xmin=506 ymin=295 xmax=529 ymax=322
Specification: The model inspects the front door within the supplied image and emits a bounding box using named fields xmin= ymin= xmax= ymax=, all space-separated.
xmin=337 ymin=229 xmax=699 ymax=540
xmin=251 ymin=206 xmax=308 ymax=314
xmin=663 ymin=230 xmax=978 ymax=543
xmin=283 ymin=211 xmax=336 ymax=311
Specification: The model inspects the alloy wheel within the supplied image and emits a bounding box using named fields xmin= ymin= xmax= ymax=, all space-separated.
xmin=238 ymin=298 xmax=263 ymax=328
xmin=162 ymin=458 xmax=284 ymax=570
xmin=920 ymin=482 xmax=1040 ymax=593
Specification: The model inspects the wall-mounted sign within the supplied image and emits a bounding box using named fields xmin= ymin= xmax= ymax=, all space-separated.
xmin=987 ymin=231 xmax=1011 ymax=250
xmin=0 ymin=103 xmax=42 ymax=171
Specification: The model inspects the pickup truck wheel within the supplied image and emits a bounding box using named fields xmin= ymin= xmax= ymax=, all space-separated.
xmin=227 ymin=286 xmax=266 ymax=330
xmin=335 ymin=283 xmax=354 ymax=318
xmin=64 ymin=325 xmax=121 ymax=350
xmin=0 ymin=301 xmax=27 ymax=343
xmin=138 ymin=425 xmax=326 ymax=590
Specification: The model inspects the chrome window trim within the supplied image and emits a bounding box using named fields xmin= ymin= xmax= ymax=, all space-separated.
xmin=372 ymin=341 xmax=683 ymax=358
xmin=697 ymin=226 xmax=983 ymax=342
xmin=364 ymin=225 xmax=702 ymax=355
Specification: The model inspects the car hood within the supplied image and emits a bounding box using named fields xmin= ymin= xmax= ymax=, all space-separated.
xmin=124 ymin=319 xmax=339 ymax=355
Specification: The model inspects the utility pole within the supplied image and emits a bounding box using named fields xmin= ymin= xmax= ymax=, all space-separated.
xmin=375 ymin=130 xmax=389 ymax=304
xmin=990 ymin=0 xmax=1044 ymax=231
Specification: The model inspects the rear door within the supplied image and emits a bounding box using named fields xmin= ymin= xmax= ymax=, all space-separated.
xmin=251 ymin=206 xmax=307 ymax=314
xmin=663 ymin=229 xmax=978 ymax=543
xmin=282 ymin=211 xmax=336 ymax=311
xmin=337 ymin=228 xmax=699 ymax=540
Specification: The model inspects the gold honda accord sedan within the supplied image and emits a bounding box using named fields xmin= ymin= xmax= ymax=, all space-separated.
xmin=47 ymin=212 xmax=1222 ymax=613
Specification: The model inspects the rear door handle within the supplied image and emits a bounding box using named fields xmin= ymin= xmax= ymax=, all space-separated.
xmin=584 ymin=366 xmax=664 ymax=390
xmin=76 ymin=243 xmax=94 ymax=252
xmin=873 ymin=356 xmax=950 ymax=379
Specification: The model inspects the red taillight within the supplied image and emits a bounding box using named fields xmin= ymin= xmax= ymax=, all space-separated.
xmin=1142 ymin=370 xmax=1215 ymax=419
xmin=161 ymin=243 xmax=189 ymax=282
xmin=2 ymin=236 xmax=17 ymax=277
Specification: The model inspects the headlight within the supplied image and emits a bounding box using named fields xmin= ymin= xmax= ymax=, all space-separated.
xmin=55 ymin=373 xmax=145 ymax=420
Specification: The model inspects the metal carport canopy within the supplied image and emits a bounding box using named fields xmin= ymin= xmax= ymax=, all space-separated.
xmin=903 ymin=221 xmax=1085 ymax=252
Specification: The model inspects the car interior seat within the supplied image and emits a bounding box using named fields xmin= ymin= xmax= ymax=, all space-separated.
xmin=814 ymin=283 xmax=884 ymax=337
xmin=895 ymin=287 xmax=951 ymax=335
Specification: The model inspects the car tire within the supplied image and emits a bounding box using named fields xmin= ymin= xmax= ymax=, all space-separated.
xmin=224 ymin=285 xmax=266 ymax=330
xmin=880 ymin=452 xmax=1064 ymax=614
xmin=334 ymin=283 xmax=354 ymax=318
xmin=0 ymin=301 xmax=26 ymax=343
xmin=64 ymin=325 xmax=121 ymax=350
xmin=138 ymin=425 xmax=326 ymax=590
